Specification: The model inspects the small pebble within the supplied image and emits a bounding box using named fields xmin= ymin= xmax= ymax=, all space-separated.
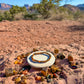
xmin=47 ymin=78 xmax=52 ymax=83
xmin=80 ymin=65 xmax=83 ymax=68
xmin=72 ymin=66 xmax=77 ymax=69
xmin=53 ymin=73 xmax=58 ymax=78
xmin=14 ymin=51 xmax=18 ymax=53
xmin=69 ymin=72 xmax=71 ymax=75
xmin=76 ymin=62 xmax=79 ymax=65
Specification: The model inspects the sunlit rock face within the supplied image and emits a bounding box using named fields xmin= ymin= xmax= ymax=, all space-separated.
xmin=63 ymin=4 xmax=80 ymax=12
xmin=0 ymin=3 xmax=30 ymax=10
xmin=0 ymin=3 xmax=12 ymax=10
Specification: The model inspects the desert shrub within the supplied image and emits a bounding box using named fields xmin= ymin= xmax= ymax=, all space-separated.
xmin=31 ymin=2 xmax=80 ymax=21
xmin=24 ymin=11 xmax=39 ymax=20
xmin=4 ymin=11 xmax=12 ymax=20
xmin=77 ymin=11 xmax=84 ymax=23
xmin=0 ymin=0 xmax=83 ymax=21
xmin=30 ymin=0 xmax=83 ymax=21
xmin=0 ymin=12 xmax=5 ymax=21
xmin=0 ymin=6 xmax=27 ymax=21
xmin=31 ymin=0 xmax=61 ymax=19
xmin=47 ymin=6 xmax=74 ymax=20
xmin=14 ymin=12 xmax=24 ymax=20
xmin=9 ymin=5 xmax=27 ymax=20
xmin=73 ymin=11 xmax=81 ymax=20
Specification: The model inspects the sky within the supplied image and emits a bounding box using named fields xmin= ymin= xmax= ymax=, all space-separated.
xmin=0 ymin=0 xmax=84 ymax=6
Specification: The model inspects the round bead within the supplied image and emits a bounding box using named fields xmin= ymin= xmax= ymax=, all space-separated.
xmin=22 ymin=70 xmax=28 ymax=75
xmin=68 ymin=55 xmax=73 ymax=61
xmin=17 ymin=56 xmax=21 ymax=60
xmin=33 ymin=48 xmax=38 ymax=52
xmin=41 ymin=70 xmax=47 ymax=76
xmin=54 ymin=49 xmax=59 ymax=54
xmin=35 ymin=76 xmax=41 ymax=81
xmin=13 ymin=70 xmax=18 ymax=75
xmin=14 ymin=60 xmax=18 ymax=64
xmin=15 ymin=77 xmax=21 ymax=83
xmin=18 ymin=60 xmax=23 ymax=64
xmin=53 ymin=73 xmax=58 ymax=78
xmin=71 ymin=62 xmax=76 ymax=66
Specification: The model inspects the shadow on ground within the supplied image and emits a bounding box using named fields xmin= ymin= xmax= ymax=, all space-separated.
xmin=68 ymin=25 xmax=84 ymax=32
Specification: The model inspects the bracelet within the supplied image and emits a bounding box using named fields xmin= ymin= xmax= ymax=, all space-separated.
xmin=31 ymin=52 xmax=51 ymax=63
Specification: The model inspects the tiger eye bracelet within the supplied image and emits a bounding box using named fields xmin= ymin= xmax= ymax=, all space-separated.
xmin=31 ymin=52 xmax=51 ymax=63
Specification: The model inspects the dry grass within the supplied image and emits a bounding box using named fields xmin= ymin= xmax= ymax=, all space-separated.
xmin=77 ymin=13 xmax=84 ymax=23
xmin=0 ymin=10 xmax=6 ymax=13
xmin=14 ymin=12 xmax=24 ymax=20
xmin=47 ymin=9 xmax=74 ymax=21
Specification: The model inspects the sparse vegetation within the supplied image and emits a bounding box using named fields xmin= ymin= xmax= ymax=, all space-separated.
xmin=4 ymin=11 xmax=12 ymax=20
xmin=0 ymin=0 xmax=84 ymax=22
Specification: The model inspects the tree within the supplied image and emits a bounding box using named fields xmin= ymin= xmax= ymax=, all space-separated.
xmin=4 ymin=11 xmax=12 ymax=20
xmin=74 ymin=11 xmax=81 ymax=20
xmin=31 ymin=0 xmax=62 ymax=18
xmin=20 ymin=7 xmax=27 ymax=13
xmin=9 ymin=5 xmax=27 ymax=19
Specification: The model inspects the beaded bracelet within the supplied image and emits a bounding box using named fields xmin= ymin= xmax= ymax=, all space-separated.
xmin=31 ymin=52 xmax=51 ymax=63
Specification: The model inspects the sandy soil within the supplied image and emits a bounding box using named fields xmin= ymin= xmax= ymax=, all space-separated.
xmin=0 ymin=20 xmax=84 ymax=84
xmin=0 ymin=20 xmax=84 ymax=53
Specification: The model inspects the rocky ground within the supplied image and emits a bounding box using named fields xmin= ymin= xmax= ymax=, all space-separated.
xmin=0 ymin=20 xmax=84 ymax=53
xmin=0 ymin=20 xmax=84 ymax=84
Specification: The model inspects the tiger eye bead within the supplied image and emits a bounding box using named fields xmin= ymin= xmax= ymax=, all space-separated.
xmin=15 ymin=77 xmax=21 ymax=83
xmin=33 ymin=48 xmax=38 ymax=52
xmin=68 ymin=54 xmax=73 ymax=61
xmin=54 ymin=49 xmax=59 ymax=54
xmin=17 ymin=56 xmax=21 ymax=60
xmin=35 ymin=76 xmax=42 ymax=81
xmin=53 ymin=73 xmax=58 ymax=78
xmin=21 ymin=54 xmax=26 ymax=58
xmin=41 ymin=70 xmax=47 ymax=77
xmin=51 ymin=65 xmax=59 ymax=73
xmin=14 ymin=60 xmax=19 ymax=64
xmin=22 ymin=70 xmax=28 ymax=75
xmin=71 ymin=62 xmax=76 ymax=66
xmin=18 ymin=60 xmax=23 ymax=64
xmin=13 ymin=70 xmax=18 ymax=75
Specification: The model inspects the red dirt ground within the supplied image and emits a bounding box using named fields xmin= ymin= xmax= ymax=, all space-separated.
xmin=0 ymin=20 xmax=84 ymax=54
xmin=0 ymin=20 xmax=84 ymax=84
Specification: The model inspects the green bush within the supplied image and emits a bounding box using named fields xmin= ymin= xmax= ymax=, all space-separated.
xmin=9 ymin=5 xmax=27 ymax=20
xmin=0 ymin=1 xmax=84 ymax=22
xmin=4 ymin=11 xmax=12 ymax=20
xmin=73 ymin=11 xmax=81 ymax=20
xmin=0 ymin=12 xmax=5 ymax=21
xmin=31 ymin=0 xmax=61 ymax=19
xmin=24 ymin=12 xmax=39 ymax=20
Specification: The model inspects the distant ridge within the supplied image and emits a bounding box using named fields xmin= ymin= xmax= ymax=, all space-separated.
xmin=77 ymin=4 xmax=84 ymax=7
xmin=63 ymin=4 xmax=80 ymax=12
xmin=0 ymin=3 xmax=30 ymax=10
xmin=0 ymin=3 xmax=84 ymax=11
xmin=0 ymin=3 xmax=12 ymax=10
xmin=77 ymin=4 xmax=84 ymax=11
